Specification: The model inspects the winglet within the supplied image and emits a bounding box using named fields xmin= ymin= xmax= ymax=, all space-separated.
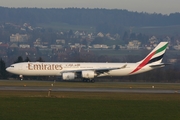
xmin=120 ymin=64 xmax=127 ymax=69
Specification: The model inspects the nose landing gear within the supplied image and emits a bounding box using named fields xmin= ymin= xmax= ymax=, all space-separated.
xmin=19 ymin=75 xmax=23 ymax=81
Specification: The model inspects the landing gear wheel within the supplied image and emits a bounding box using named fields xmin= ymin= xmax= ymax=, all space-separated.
xmin=19 ymin=75 xmax=23 ymax=81
xmin=82 ymin=79 xmax=87 ymax=82
xmin=82 ymin=79 xmax=95 ymax=83
xmin=91 ymin=79 xmax=95 ymax=83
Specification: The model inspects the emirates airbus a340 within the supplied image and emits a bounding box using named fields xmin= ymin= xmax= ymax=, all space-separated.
xmin=6 ymin=42 xmax=168 ymax=82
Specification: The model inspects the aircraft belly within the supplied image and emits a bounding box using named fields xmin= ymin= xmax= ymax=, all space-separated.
xmin=22 ymin=70 xmax=59 ymax=76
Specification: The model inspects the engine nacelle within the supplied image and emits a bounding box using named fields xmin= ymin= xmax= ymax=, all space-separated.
xmin=62 ymin=72 xmax=75 ymax=80
xmin=82 ymin=71 xmax=96 ymax=79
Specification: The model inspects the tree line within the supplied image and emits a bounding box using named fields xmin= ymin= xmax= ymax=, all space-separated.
xmin=0 ymin=7 xmax=180 ymax=34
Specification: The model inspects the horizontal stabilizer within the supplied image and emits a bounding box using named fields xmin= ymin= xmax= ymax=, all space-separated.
xmin=149 ymin=63 xmax=171 ymax=68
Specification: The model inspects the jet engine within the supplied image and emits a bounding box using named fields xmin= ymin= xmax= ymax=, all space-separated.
xmin=62 ymin=72 xmax=76 ymax=80
xmin=82 ymin=71 xmax=96 ymax=79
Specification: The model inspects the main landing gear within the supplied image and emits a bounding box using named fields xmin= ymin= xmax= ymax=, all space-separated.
xmin=82 ymin=78 xmax=95 ymax=83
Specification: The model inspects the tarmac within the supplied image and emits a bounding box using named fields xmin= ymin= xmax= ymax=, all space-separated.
xmin=0 ymin=80 xmax=179 ymax=93
xmin=0 ymin=86 xmax=179 ymax=93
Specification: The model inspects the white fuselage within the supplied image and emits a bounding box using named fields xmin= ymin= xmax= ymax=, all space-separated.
xmin=6 ymin=62 xmax=153 ymax=77
xmin=6 ymin=42 xmax=168 ymax=81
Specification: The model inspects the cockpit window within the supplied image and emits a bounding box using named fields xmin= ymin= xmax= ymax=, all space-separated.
xmin=10 ymin=66 xmax=14 ymax=67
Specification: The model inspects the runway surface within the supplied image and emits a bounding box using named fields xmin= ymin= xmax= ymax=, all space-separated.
xmin=0 ymin=86 xmax=179 ymax=93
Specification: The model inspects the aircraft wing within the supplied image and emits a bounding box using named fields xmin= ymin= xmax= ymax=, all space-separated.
xmin=95 ymin=64 xmax=127 ymax=74
xmin=61 ymin=64 xmax=127 ymax=74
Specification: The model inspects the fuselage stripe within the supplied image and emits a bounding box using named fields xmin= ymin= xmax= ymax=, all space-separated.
xmin=147 ymin=54 xmax=164 ymax=64
xmin=130 ymin=51 xmax=155 ymax=74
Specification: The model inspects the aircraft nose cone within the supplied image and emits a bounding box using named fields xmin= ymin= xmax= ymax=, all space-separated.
xmin=6 ymin=67 xmax=10 ymax=72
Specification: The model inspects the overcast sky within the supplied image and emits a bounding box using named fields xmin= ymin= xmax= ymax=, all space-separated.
xmin=1 ymin=0 xmax=180 ymax=14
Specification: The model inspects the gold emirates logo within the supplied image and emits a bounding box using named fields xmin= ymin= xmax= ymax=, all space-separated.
xmin=28 ymin=63 xmax=63 ymax=70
